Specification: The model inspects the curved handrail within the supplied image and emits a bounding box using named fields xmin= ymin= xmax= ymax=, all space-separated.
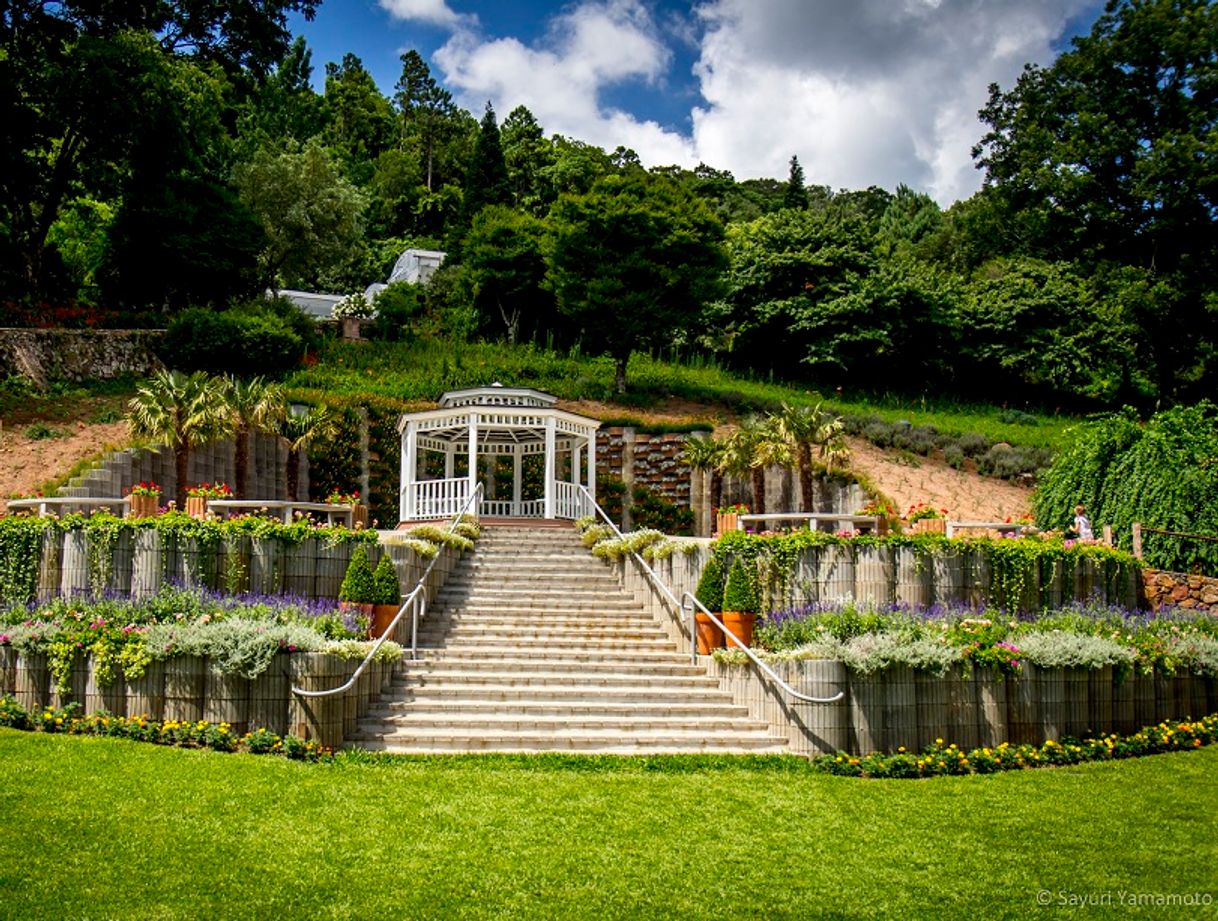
xmin=291 ymin=483 xmax=484 ymax=698
xmin=576 ymin=485 xmax=842 ymax=706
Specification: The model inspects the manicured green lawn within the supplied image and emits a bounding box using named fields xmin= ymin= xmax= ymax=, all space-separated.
xmin=2 ymin=732 xmax=1214 ymax=919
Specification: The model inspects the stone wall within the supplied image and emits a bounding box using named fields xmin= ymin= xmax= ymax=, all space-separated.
xmin=1142 ymin=569 xmax=1218 ymax=612
xmin=0 ymin=328 xmax=164 ymax=387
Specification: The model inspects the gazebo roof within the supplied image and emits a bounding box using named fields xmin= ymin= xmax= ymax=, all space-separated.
xmin=397 ymin=384 xmax=600 ymax=442
xmin=437 ymin=384 xmax=557 ymax=409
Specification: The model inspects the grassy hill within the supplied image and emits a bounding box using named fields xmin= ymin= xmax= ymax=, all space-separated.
xmin=287 ymin=338 xmax=1075 ymax=452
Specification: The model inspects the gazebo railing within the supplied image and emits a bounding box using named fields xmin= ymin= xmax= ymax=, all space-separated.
xmin=553 ymin=480 xmax=591 ymax=520
xmin=410 ymin=477 xmax=470 ymax=519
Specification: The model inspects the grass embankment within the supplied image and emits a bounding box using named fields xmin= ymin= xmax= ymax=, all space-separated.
xmin=287 ymin=338 xmax=1074 ymax=452
xmin=2 ymin=731 xmax=1213 ymax=918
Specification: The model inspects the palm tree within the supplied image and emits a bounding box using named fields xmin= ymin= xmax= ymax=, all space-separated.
xmin=276 ymin=404 xmax=337 ymax=501
xmin=681 ymin=434 xmax=726 ymax=516
xmin=221 ymin=377 xmax=286 ymax=498
xmin=128 ymin=370 xmax=233 ymax=508
xmin=720 ymin=416 xmax=790 ymax=514
xmin=774 ymin=401 xmax=848 ymax=510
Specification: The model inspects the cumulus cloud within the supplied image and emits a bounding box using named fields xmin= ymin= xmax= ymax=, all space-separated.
xmin=415 ymin=0 xmax=1097 ymax=204
xmin=377 ymin=0 xmax=471 ymax=29
xmin=691 ymin=0 xmax=1097 ymax=203
xmin=433 ymin=0 xmax=696 ymax=165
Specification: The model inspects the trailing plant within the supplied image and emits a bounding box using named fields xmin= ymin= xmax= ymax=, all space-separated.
xmin=590 ymin=529 xmax=666 ymax=561
xmin=0 ymin=516 xmax=47 ymax=604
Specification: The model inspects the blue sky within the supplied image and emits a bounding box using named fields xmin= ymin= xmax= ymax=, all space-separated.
xmin=290 ymin=0 xmax=1107 ymax=204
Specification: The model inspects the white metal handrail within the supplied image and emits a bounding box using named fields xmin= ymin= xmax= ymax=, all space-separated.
xmin=291 ymin=483 xmax=483 ymax=698
xmin=577 ymin=485 xmax=843 ymax=706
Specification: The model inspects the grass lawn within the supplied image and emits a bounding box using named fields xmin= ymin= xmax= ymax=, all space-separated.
xmin=1 ymin=732 xmax=1215 ymax=919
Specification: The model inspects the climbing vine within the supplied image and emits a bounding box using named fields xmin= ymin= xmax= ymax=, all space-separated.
xmin=0 ymin=516 xmax=47 ymax=604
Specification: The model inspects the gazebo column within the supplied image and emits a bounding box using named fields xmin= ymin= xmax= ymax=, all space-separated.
xmin=467 ymin=412 xmax=479 ymax=510
xmin=512 ymin=446 xmax=522 ymax=515
xmin=586 ymin=432 xmax=596 ymax=507
xmin=402 ymin=421 xmax=418 ymax=520
xmin=444 ymin=445 xmax=454 ymax=479
xmin=543 ymin=417 xmax=556 ymax=519
xmin=571 ymin=444 xmax=581 ymax=486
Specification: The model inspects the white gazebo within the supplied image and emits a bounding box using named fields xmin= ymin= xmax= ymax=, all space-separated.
xmin=397 ymin=384 xmax=601 ymax=522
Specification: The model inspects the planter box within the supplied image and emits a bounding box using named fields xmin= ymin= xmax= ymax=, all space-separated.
xmin=909 ymin=518 xmax=946 ymax=535
xmin=185 ymin=496 xmax=207 ymax=519
xmin=128 ymin=494 xmax=160 ymax=518
xmin=715 ymin=512 xmax=739 ymax=536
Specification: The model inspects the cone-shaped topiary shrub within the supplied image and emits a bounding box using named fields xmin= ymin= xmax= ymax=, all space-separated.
xmin=372 ymin=554 xmax=401 ymax=606
xmin=339 ymin=545 xmax=376 ymax=604
xmin=722 ymin=557 xmax=758 ymax=614
xmin=694 ymin=554 xmax=725 ymax=612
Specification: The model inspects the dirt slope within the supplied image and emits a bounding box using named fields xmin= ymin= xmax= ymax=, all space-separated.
xmin=0 ymin=421 xmax=130 ymax=512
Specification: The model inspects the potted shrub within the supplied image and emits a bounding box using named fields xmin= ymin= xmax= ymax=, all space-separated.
xmin=326 ymin=489 xmax=368 ymax=529
xmin=721 ymin=557 xmax=759 ymax=648
xmin=339 ymin=544 xmax=376 ymax=620
xmin=185 ymin=482 xmax=232 ymax=519
xmin=692 ymin=555 xmax=726 ymax=654
xmin=369 ymin=554 xmax=401 ymax=639
xmin=127 ymin=481 xmax=162 ymax=518
xmin=715 ymin=503 xmax=748 ymax=537
xmin=907 ymin=502 xmax=948 ymax=534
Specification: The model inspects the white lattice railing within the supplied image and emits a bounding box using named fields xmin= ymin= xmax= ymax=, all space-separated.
xmin=553 ymin=480 xmax=591 ymax=520
xmin=409 ymin=477 xmax=471 ymax=519
xmin=479 ymin=499 xmax=544 ymax=517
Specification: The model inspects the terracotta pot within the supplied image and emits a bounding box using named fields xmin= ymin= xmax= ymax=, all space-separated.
xmin=128 ymin=494 xmax=160 ymax=518
xmin=715 ymin=512 xmax=739 ymax=536
xmin=351 ymin=504 xmax=369 ymax=529
xmin=721 ymin=611 xmax=757 ymax=648
xmin=695 ymin=612 xmax=724 ymax=655
xmin=369 ymin=603 xmax=400 ymax=639
xmin=185 ymin=496 xmax=207 ymax=519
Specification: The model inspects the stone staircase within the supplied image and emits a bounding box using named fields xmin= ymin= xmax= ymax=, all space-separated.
xmin=350 ymin=525 xmax=787 ymax=754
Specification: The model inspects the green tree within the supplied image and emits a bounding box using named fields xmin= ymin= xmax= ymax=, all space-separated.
xmin=0 ymin=1 xmax=317 ymax=301
xmin=681 ymin=434 xmax=727 ymax=518
xmin=322 ymin=53 xmax=397 ymax=184
xmin=462 ymin=102 xmax=511 ymax=223
xmin=974 ymin=0 xmax=1218 ymax=401
xmin=462 ymin=205 xmax=552 ymax=344
xmin=221 ymin=377 xmax=286 ymax=499
xmin=546 ymin=172 xmax=727 ymax=393
xmin=127 ymin=370 xmax=233 ymax=508
xmin=396 ymin=50 xmax=457 ymax=192
xmin=232 ymin=140 xmax=367 ymax=290
xmin=276 ymin=405 xmax=336 ymax=501
xmin=773 ymin=402 xmax=846 ymax=510
xmin=783 ymin=155 xmax=808 ymax=211
xmin=500 ymin=105 xmax=554 ymax=213
xmin=958 ymin=257 xmax=1134 ymax=405
xmin=877 ymin=184 xmax=942 ymax=256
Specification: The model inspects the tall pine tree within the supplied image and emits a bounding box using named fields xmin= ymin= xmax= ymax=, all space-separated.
xmin=462 ymin=102 xmax=511 ymax=224
xmin=783 ymin=155 xmax=808 ymax=210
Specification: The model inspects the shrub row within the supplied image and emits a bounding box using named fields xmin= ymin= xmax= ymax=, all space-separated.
xmin=0 ymin=697 xmax=332 ymax=761
xmin=811 ymin=716 xmax=1218 ymax=778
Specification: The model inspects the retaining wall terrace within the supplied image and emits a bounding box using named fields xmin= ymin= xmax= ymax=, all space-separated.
xmin=1142 ymin=569 xmax=1218 ymax=612
xmin=2 ymin=542 xmax=465 ymax=749
xmin=606 ymin=545 xmax=1161 ymax=755
xmin=0 ymin=328 xmax=164 ymax=387
xmin=24 ymin=529 xmax=460 ymax=603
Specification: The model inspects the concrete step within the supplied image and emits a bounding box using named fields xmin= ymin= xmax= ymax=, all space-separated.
xmin=404 ymin=658 xmax=708 ymax=677
xmin=413 ymin=631 xmax=673 ymax=648
xmin=389 ymin=683 xmax=742 ymax=704
xmin=347 ymin=727 xmax=787 ymax=753
xmin=394 ymin=671 xmax=722 ymax=690
xmin=415 ymin=648 xmax=694 ymax=665
xmin=424 ymin=605 xmax=648 ymax=620
xmin=357 ymin=712 xmax=769 ymax=732
xmin=367 ymin=698 xmax=751 ymax=718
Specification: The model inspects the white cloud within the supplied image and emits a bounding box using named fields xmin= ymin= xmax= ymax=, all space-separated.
xmin=433 ymin=0 xmax=696 ymax=165
xmin=377 ymin=0 xmax=471 ymax=29
xmin=690 ymin=0 xmax=1097 ymax=203
xmin=421 ymin=0 xmax=1098 ymax=204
